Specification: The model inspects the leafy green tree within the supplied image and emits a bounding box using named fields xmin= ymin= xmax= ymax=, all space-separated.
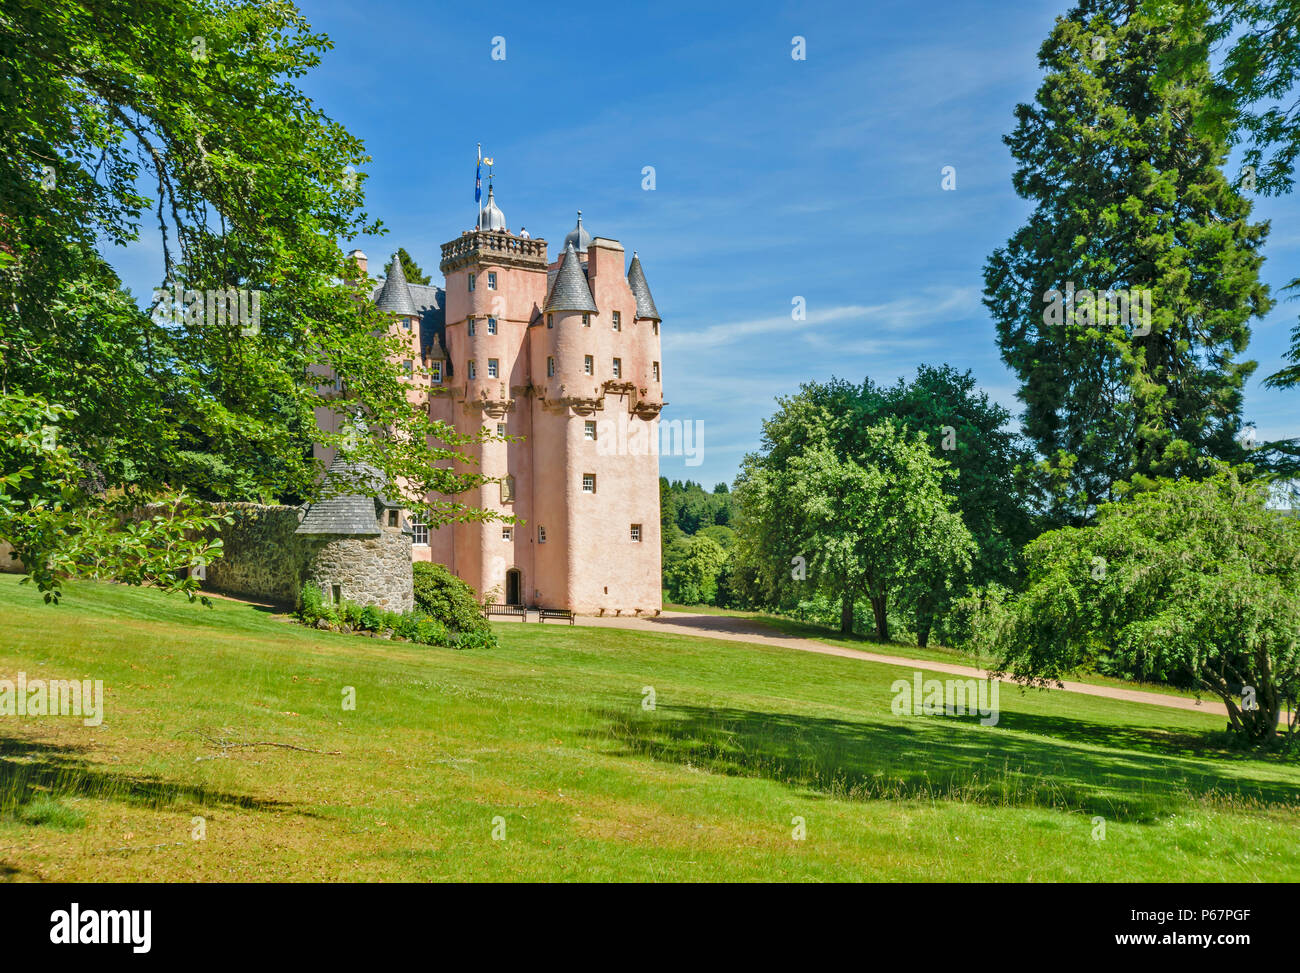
xmin=383 ymin=247 xmax=431 ymax=285
xmin=986 ymin=465 xmax=1300 ymax=743
xmin=662 ymin=534 xmax=728 ymax=606
xmin=736 ymin=417 xmax=973 ymax=639
xmin=0 ymin=0 xmax=494 ymax=598
xmin=412 ymin=561 xmax=490 ymax=635
xmin=985 ymin=0 xmax=1273 ymax=524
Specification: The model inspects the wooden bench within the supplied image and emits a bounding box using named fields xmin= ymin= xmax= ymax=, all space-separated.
xmin=484 ymin=603 xmax=526 ymax=620
xmin=538 ymin=608 xmax=575 ymax=625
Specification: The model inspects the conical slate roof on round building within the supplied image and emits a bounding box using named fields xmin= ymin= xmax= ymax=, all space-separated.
xmin=296 ymin=455 xmax=399 ymax=536
xmin=373 ymin=251 xmax=418 ymax=316
xmin=626 ymin=252 xmax=660 ymax=321
xmin=545 ymin=243 xmax=598 ymax=314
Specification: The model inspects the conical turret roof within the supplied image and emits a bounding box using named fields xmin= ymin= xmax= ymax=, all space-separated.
xmin=374 ymin=252 xmax=418 ymax=316
xmin=626 ymin=252 xmax=660 ymax=321
xmin=545 ymin=243 xmax=597 ymax=314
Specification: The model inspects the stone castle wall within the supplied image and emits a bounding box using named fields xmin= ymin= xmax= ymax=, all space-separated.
xmin=204 ymin=504 xmax=306 ymax=606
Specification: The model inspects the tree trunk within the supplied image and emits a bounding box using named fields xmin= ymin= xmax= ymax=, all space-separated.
xmin=870 ymin=595 xmax=888 ymax=642
xmin=916 ymin=610 xmax=932 ymax=649
xmin=839 ymin=590 xmax=854 ymax=635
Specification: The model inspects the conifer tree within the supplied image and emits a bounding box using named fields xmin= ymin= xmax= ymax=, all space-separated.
xmin=984 ymin=0 xmax=1272 ymax=523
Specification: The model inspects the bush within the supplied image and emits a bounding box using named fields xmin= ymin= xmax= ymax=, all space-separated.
xmin=298 ymin=582 xmax=337 ymax=626
xmin=453 ymin=629 xmax=498 ymax=651
xmin=339 ymin=599 xmax=363 ymax=628
xmin=412 ymin=562 xmax=490 ymax=635
xmin=359 ymin=604 xmax=384 ymax=632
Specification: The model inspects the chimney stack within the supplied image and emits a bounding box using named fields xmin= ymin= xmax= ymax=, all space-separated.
xmin=348 ymin=248 xmax=368 ymax=276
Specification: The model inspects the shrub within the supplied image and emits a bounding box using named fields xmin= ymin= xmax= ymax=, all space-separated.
xmin=415 ymin=618 xmax=451 ymax=646
xmin=298 ymin=582 xmax=337 ymax=626
xmin=412 ymin=562 xmax=491 ymax=635
xmin=453 ymin=629 xmax=499 ymax=651
xmin=359 ymin=604 xmax=384 ymax=632
xmin=339 ymin=599 xmax=363 ymax=628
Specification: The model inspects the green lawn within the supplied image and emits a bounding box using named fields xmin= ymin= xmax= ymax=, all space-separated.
xmin=1 ymin=575 xmax=1297 ymax=881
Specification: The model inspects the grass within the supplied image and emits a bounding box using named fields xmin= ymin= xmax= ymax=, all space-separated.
xmin=0 ymin=574 xmax=1297 ymax=881
xmin=664 ymin=603 xmax=1215 ymax=701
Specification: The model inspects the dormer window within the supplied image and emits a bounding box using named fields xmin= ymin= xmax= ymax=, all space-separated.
xmin=387 ymin=510 xmax=399 ymax=528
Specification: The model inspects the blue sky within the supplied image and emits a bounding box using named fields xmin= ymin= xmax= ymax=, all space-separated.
xmin=106 ymin=0 xmax=1300 ymax=489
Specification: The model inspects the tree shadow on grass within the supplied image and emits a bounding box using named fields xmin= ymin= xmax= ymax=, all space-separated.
xmin=0 ymin=736 xmax=296 ymax=818
xmin=589 ymin=704 xmax=1300 ymax=823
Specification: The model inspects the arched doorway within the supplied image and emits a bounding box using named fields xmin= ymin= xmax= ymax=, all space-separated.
xmin=505 ymin=569 xmax=522 ymax=606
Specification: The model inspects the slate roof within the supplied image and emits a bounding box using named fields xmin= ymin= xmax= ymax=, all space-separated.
xmin=626 ymin=252 xmax=660 ymax=321
xmin=370 ymin=274 xmax=448 ymax=369
xmin=544 ymin=243 xmax=598 ymax=313
xmin=296 ymin=456 xmax=397 ymax=536
xmin=373 ymin=251 xmax=419 ymax=316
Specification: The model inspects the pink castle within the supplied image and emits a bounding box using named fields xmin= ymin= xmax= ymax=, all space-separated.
xmin=321 ymin=184 xmax=664 ymax=614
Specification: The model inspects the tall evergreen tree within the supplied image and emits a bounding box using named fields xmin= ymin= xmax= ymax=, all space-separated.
xmin=984 ymin=0 xmax=1272 ymax=524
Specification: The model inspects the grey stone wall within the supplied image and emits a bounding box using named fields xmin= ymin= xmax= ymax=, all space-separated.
xmin=204 ymin=504 xmax=306 ymax=605
xmin=301 ymin=529 xmax=414 ymax=613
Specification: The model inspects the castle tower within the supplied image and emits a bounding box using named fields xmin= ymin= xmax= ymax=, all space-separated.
xmin=345 ymin=182 xmax=666 ymax=614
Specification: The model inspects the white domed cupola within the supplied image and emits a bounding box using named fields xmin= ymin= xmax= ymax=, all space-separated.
xmin=478 ymin=184 xmax=506 ymax=231
xmin=562 ymin=210 xmax=592 ymax=254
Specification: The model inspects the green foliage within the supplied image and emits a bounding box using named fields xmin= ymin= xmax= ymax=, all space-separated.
xmin=382 ymin=247 xmax=431 ymax=285
xmin=0 ymin=392 xmax=229 ymax=603
xmin=735 ymin=415 xmax=974 ymax=640
xmin=985 ymin=2 xmax=1279 ymax=524
xmin=663 ymin=535 xmax=729 ymax=605
xmin=452 ymin=629 xmax=498 ymax=651
xmin=0 ymin=0 xmax=499 ymax=598
xmin=412 ymin=561 xmax=490 ymax=635
xmin=988 ymin=466 xmax=1300 ymax=743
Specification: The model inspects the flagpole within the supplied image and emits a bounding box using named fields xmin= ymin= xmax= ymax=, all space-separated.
xmin=477 ymin=142 xmax=482 ymax=230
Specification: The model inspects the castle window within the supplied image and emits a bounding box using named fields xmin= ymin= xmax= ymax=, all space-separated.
xmin=547 ymin=314 xmax=553 ymax=329
xmin=402 ymin=317 xmax=412 ymax=331
xmin=582 ymin=473 xmax=596 ymax=493
xmin=412 ymin=518 xmax=429 ymax=546
xmin=487 ymin=272 xmax=497 ymax=290
xmin=612 ymin=311 xmax=621 ymax=331
xmin=468 ymin=360 xmax=477 ymax=379
xmin=583 ymin=355 xmax=593 ymax=376
xmin=652 ymin=321 xmax=658 ymax=335
xmin=538 ymin=525 xmax=547 ymax=543
xmin=630 ymin=524 xmax=642 ymax=542
xmin=501 ymin=525 xmax=512 ymax=541
xmin=582 ymin=314 xmax=590 ymax=327
xmin=488 ymin=358 xmax=499 ymax=378
xmin=467 ymin=317 xmax=476 ymax=336
xmin=584 ymin=420 xmax=596 ymax=441
xmin=431 ymin=361 xmax=443 ymax=383
xmin=501 ymin=475 xmax=515 ymax=503
xmin=547 ymin=356 xmax=555 ymax=377
xmin=468 ymin=273 xmax=476 ymax=291
xmin=612 ymin=358 xmax=622 ymax=378
xmin=653 ymin=361 xmax=660 ymax=382
xmin=331 ymin=584 xmax=342 ymax=605
xmin=387 ymin=510 xmax=399 ymax=528
xmin=487 ymin=317 xmax=497 ymax=334
xmin=497 ymin=422 xmax=506 ymax=438
xmin=403 ymin=359 xmax=414 ymax=377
